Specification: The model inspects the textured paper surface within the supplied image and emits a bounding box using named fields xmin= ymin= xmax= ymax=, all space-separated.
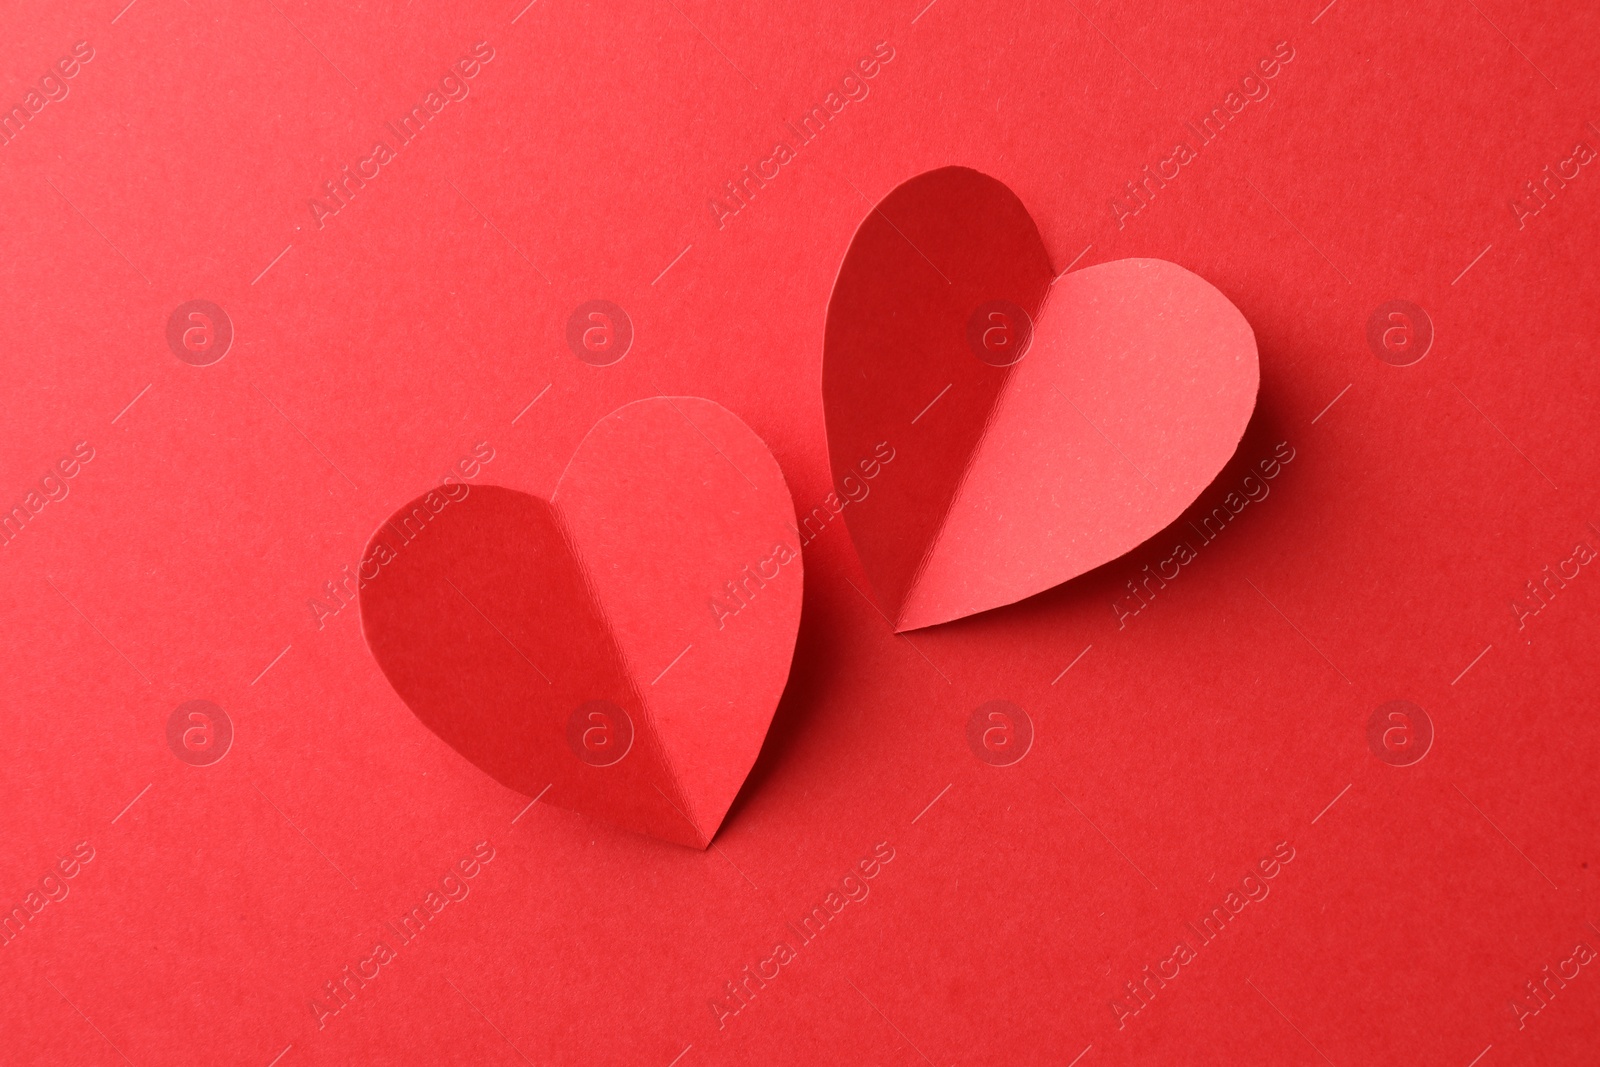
xmin=3 ymin=2 xmax=1599 ymax=1065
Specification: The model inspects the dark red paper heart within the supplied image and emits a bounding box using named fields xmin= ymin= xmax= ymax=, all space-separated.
xmin=359 ymin=398 xmax=803 ymax=848
xmin=823 ymin=166 xmax=1259 ymax=630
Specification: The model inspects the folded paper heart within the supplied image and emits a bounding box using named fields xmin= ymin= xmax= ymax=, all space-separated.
xmin=823 ymin=166 xmax=1259 ymax=630
xmin=360 ymin=398 xmax=803 ymax=848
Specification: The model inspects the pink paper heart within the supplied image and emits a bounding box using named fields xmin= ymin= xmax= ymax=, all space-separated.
xmin=824 ymin=166 xmax=1259 ymax=630
xmin=360 ymin=398 xmax=803 ymax=847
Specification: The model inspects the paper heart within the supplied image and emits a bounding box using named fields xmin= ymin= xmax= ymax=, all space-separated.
xmin=823 ymin=166 xmax=1259 ymax=630
xmin=359 ymin=398 xmax=802 ymax=848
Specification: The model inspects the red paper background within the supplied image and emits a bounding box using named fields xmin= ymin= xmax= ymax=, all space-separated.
xmin=3 ymin=0 xmax=1598 ymax=1064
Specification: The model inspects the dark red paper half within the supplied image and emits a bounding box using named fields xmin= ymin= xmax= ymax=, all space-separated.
xmin=360 ymin=398 xmax=802 ymax=848
xmin=825 ymin=167 xmax=1259 ymax=630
